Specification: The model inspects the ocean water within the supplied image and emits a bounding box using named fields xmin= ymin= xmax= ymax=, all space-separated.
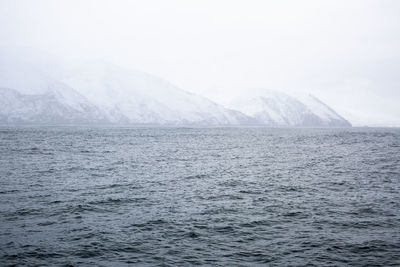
xmin=0 ymin=127 xmax=399 ymax=266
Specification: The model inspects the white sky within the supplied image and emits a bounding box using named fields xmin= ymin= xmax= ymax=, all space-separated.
xmin=1 ymin=0 xmax=399 ymax=126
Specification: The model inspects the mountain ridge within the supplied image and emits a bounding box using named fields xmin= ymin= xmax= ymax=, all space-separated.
xmin=0 ymin=54 xmax=351 ymax=126
xmin=229 ymin=89 xmax=351 ymax=127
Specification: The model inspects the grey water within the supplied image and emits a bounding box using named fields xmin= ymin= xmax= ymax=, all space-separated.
xmin=0 ymin=127 xmax=399 ymax=266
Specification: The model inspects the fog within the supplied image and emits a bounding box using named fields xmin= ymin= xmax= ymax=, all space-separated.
xmin=1 ymin=0 xmax=399 ymax=126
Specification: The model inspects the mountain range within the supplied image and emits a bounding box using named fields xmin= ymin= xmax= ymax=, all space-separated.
xmin=0 ymin=51 xmax=351 ymax=127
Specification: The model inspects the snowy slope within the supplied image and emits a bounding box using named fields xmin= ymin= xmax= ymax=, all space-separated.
xmin=0 ymin=86 xmax=109 ymax=124
xmin=289 ymin=92 xmax=351 ymax=126
xmin=0 ymin=52 xmax=253 ymax=125
xmin=230 ymin=90 xmax=351 ymax=127
xmin=0 ymin=49 xmax=350 ymax=126
xmin=60 ymin=62 xmax=253 ymax=125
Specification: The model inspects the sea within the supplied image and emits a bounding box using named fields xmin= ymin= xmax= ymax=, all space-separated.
xmin=0 ymin=127 xmax=399 ymax=266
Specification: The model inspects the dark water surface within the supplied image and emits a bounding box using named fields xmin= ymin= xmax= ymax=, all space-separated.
xmin=0 ymin=127 xmax=399 ymax=266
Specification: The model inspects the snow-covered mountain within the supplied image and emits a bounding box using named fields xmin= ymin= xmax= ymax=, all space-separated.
xmin=0 ymin=85 xmax=109 ymax=125
xmin=0 ymin=49 xmax=350 ymax=126
xmin=59 ymin=62 xmax=253 ymax=125
xmin=230 ymin=90 xmax=351 ymax=127
xmin=0 ymin=52 xmax=253 ymax=125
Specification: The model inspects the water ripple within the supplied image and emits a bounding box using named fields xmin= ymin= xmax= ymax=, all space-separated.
xmin=0 ymin=127 xmax=399 ymax=266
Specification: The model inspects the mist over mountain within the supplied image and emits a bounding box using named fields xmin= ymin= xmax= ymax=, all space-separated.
xmin=0 ymin=50 xmax=350 ymax=126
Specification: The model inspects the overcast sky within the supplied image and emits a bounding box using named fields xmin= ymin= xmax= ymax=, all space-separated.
xmin=1 ymin=0 xmax=399 ymax=126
